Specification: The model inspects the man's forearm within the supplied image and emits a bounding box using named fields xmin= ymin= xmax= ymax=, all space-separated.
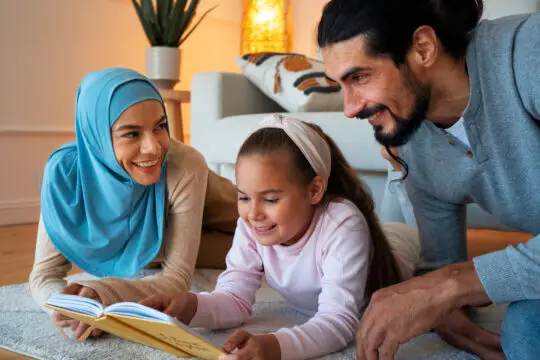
xmin=436 ymin=261 xmax=492 ymax=308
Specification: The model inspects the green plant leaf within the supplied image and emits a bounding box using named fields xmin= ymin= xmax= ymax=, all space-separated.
xmin=157 ymin=0 xmax=173 ymax=30
xmin=172 ymin=0 xmax=199 ymax=46
xmin=179 ymin=4 xmax=218 ymax=46
xmin=150 ymin=20 xmax=164 ymax=45
xmin=132 ymin=0 xmax=158 ymax=46
xmin=142 ymin=0 xmax=160 ymax=31
xmin=164 ymin=0 xmax=188 ymax=46
xmin=141 ymin=0 xmax=153 ymax=19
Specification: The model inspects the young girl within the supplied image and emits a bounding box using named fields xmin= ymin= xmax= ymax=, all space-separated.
xmin=140 ymin=114 xmax=418 ymax=360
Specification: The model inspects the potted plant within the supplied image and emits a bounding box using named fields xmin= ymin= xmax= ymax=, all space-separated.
xmin=132 ymin=0 xmax=217 ymax=89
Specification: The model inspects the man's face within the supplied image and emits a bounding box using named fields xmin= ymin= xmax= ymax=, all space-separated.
xmin=322 ymin=34 xmax=430 ymax=146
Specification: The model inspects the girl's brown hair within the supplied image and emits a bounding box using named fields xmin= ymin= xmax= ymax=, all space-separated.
xmin=238 ymin=122 xmax=402 ymax=298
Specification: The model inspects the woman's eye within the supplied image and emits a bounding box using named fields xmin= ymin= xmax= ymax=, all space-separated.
xmin=265 ymin=198 xmax=279 ymax=204
xmin=238 ymin=196 xmax=249 ymax=202
xmin=156 ymin=122 xmax=168 ymax=131
xmin=124 ymin=132 xmax=139 ymax=139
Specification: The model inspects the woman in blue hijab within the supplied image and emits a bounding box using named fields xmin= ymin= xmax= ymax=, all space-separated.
xmin=29 ymin=68 xmax=238 ymax=339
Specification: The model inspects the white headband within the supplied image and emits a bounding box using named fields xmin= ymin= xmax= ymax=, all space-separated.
xmin=255 ymin=114 xmax=332 ymax=183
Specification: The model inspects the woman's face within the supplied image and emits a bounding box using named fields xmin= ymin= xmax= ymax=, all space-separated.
xmin=111 ymin=100 xmax=169 ymax=185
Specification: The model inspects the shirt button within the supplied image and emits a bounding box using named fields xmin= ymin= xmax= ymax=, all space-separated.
xmin=466 ymin=151 xmax=473 ymax=158
xmin=448 ymin=138 xmax=455 ymax=145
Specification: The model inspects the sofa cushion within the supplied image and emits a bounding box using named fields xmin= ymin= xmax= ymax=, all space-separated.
xmin=235 ymin=52 xmax=344 ymax=112
xmin=197 ymin=112 xmax=387 ymax=172
xmin=467 ymin=229 xmax=532 ymax=258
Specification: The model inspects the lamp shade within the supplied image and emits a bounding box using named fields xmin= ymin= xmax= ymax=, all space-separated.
xmin=241 ymin=0 xmax=292 ymax=54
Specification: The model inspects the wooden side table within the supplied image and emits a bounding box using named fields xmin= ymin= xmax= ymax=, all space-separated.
xmin=159 ymin=89 xmax=190 ymax=142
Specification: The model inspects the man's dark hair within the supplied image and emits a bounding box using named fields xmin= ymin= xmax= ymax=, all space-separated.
xmin=317 ymin=0 xmax=484 ymax=64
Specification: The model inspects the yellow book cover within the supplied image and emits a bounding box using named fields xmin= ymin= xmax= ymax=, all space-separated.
xmin=45 ymin=294 xmax=225 ymax=360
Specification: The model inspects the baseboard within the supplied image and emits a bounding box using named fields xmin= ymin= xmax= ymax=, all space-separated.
xmin=0 ymin=127 xmax=74 ymax=136
xmin=0 ymin=200 xmax=40 ymax=226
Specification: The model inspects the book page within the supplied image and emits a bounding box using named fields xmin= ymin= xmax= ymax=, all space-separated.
xmin=105 ymin=302 xmax=218 ymax=346
xmin=110 ymin=314 xmax=224 ymax=360
xmin=105 ymin=302 xmax=172 ymax=322
xmin=45 ymin=304 xmax=191 ymax=358
xmin=47 ymin=294 xmax=104 ymax=317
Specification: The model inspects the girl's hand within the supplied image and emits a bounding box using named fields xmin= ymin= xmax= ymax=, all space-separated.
xmin=219 ymin=330 xmax=281 ymax=360
xmin=139 ymin=291 xmax=198 ymax=324
xmin=52 ymin=283 xmax=103 ymax=339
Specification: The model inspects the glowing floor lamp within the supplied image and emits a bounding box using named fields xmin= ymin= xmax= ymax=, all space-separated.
xmin=241 ymin=0 xmax=293 ymax=54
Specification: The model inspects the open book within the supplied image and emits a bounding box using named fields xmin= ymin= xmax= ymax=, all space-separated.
xmin=45 ymin=294 xmax=224 ymax=359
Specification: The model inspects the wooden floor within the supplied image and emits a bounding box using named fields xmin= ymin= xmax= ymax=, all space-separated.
xmin=0 ymin=223 xmax=530 ymax=287
xmin=0 ymin=225 xmax=36 ymax=359
xmin=0 ymin=224 xmax=82 ymax=286
xmin=0 ymin=223 xmax=532 ymax=359
xmin=0 ymin=224 xmax=81 ymax=359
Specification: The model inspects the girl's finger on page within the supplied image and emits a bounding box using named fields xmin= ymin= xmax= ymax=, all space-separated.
xmin=223 ymin=330 xmax=251 ymax=353
xmin=139 ymin=295 xmax=163 ymax=309
xmin=164 ymin=299 xmax=184 ymax=318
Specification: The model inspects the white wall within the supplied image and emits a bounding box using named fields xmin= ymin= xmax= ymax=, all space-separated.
xmin=0 ymin=0 xmax=242 ymax=225
xmin=290 ymin=0 xmax=327 ymax=58
xmin=1 ymin=0 xmax=537 ymax=226
xmin=176 ymin=0 xmax=244 ymax=137
xmin=483 ymin=0 xmax=540 ymax=18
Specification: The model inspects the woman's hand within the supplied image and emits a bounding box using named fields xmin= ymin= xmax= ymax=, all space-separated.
xmin=219 ymin=330 xmax=281 ymax=360
xmin=139 ymin=291 xmax=198 ymax=325
xmin=52 ymin=283 xmax=104 ymax=340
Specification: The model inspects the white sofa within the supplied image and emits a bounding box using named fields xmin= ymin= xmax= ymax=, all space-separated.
xmin=191 ymin=72 xmax=389 ymax=208
xmin=190 ymin=71 xmax=509 ymax=230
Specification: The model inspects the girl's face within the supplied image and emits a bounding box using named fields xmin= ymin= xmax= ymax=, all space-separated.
xmin=235 ymin=153 xmax=325 ymax=247
xmin=111 ymin=100 xmax=169 ymax=185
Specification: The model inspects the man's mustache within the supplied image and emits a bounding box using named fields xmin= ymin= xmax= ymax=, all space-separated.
xmin=355 ymin=104 xmax=388 ymax=119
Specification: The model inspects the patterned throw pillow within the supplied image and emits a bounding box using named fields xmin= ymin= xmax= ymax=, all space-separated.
xmin=235 ymin=52 xmax=344 ymax=112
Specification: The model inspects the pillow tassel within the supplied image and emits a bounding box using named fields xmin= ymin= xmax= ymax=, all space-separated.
xmin=274 ymin=73 xmax=282 ymax=93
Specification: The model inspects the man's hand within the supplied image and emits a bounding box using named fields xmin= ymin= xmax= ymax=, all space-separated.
xmin=356 ymin=262 xmax=490 ymax=360
xmin=52 ymin=283 xmax=104 ymax=340
xmin=435 ymin=308 xmax=506 ymax=360
xmin=356 ymin=274 xmax=455 ymax=360
xmin=139 ymin=291 xmax=198 ymax=325
xmin=218 ymin=330 xmax=281 ymax=360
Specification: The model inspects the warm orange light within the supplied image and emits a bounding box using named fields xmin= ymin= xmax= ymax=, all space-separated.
xmin=241 ymin=0 xmax=292 ymax=54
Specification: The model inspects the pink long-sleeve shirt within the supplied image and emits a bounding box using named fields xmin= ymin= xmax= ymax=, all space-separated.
xmin=190 ymin=199 xmax=372 ymax=360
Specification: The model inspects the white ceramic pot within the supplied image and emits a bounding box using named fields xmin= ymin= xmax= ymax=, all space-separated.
xmin=145 ymin=46 xmax=181 ymax=89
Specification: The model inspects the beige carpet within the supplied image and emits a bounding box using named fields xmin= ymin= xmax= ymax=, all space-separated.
xmin=0 ymin=269 xmax=506 ymax=360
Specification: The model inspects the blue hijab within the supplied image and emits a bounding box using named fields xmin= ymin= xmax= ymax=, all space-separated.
xmin=41 ymin=68 xmax=167 ymax=277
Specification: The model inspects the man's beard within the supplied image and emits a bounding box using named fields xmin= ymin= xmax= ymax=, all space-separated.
xmin=357 ymin=68 xmax=431 ymax=147
xmin=373 ymin=94 xmax=429 ymax=147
